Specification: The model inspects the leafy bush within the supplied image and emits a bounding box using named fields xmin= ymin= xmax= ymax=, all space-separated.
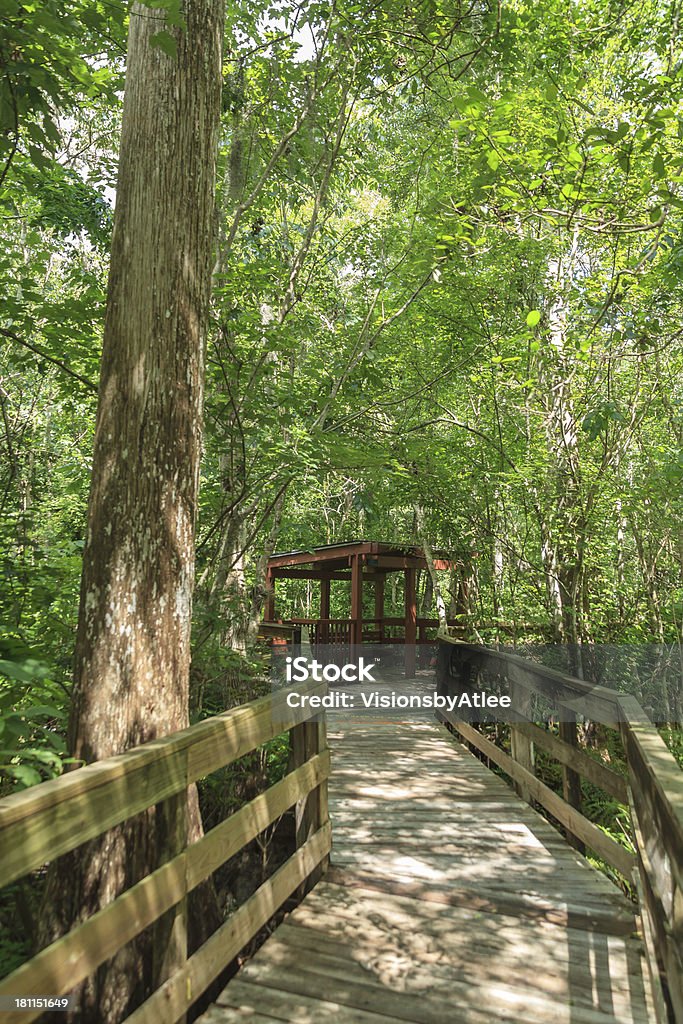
xmin=0 ymin=657 xmax=74 ymax=792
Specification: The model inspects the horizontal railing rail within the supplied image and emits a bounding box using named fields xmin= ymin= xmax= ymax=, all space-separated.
xmin=0 ymin=679 xmax=330 ymax=1024
xmin=437 ymin=637 xmax=683 ymax=1024
xmin=266 ymin=616 xmax=461 ymax=646
xmin=257 ymin=621 xmax=302 ymax=643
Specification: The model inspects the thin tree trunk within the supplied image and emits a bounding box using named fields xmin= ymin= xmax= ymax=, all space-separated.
xmin=39 ymin=4 xmax=224 ymax=1021
xmin=540 ymin=519 xmax=564 ymax=640
xmin=246 ymin=491 xmax=287 ymax=645
xmin=493 ymin=533 xmax=504 ymax=624
xmin=415 ymin=505 xmax=448 ymax=630
xmin=421 ymin=571 xmax=433 ymax=617
xmin=632 ymin=520 xmax=666 ymax=642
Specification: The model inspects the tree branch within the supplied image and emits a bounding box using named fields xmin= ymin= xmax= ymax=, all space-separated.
xmin=0 ymin=327 xmax=98 ymax=393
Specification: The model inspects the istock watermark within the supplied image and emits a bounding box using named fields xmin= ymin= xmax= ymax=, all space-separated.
xmin=269 ymin=641 xmax=676 ymax=727
xmin=284 ymin=687 xmax=511 ymax=712
xmin=270 ymin=646 xmax=513 ymax=726
xmin=285 ymin=655 xmax=378 ymax=683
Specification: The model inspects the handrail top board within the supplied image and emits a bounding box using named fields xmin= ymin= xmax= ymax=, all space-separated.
xmin=439 ymin=637 xmax=683 ymax=872
xmin=440 ymin=637 xmax=675 ymax=725
xmin=0 ymin=678 xmax=324 ymax=814
xmin=439 ymin=637 xmax=627 ymax=709
xmin=0 ymin=679 xmax=326 ymax=884
xmin=0 ymin=688 xmax=331 ymax=1024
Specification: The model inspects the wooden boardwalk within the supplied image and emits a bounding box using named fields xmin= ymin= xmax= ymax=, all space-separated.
xmin=202 ymin=679 xmax=655 ymax=1024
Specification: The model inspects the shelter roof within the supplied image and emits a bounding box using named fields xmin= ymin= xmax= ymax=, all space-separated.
xmin=268 ymin=541 xmax=451 ymax=573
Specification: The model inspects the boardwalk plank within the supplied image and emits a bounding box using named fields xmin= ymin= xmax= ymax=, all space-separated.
xmin=200 ymin=676 xmax=655 ymax=1024
xmin=274 ymin=917 xmax=647 ymax=996
xmin=226 ymin=959 xmax=646 ymax=1024
xmin=241 ymin=931 xmax=651 ymax=1020
xmin=322 ymin=866 xmax=637 ymax=933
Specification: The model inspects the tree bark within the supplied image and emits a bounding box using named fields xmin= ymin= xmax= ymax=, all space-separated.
xmin=39 ymin=3 xmax=225 ymax=1021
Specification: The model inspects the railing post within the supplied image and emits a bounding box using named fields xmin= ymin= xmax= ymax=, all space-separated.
xmin=510 ymin=679 xmax=535 ymax=803
xmin=559 ymin=713 xmax=585 ymax=853
xmin=320 ymin=577 xmax=330 ymax=645
xmin=153 ymin=753 xmax=189 ymax=1018
xmin=351 ymin=554 xmax=363 ymax=648
xmin=290 ymin=711 xmax=329 ymax=894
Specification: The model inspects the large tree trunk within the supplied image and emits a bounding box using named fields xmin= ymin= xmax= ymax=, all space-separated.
xmin=39 ymin=3 xmax=224 ymax=1021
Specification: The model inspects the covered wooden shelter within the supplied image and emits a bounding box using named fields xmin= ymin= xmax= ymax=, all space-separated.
xmin=263 ymin=541 xmax=453 ymax=677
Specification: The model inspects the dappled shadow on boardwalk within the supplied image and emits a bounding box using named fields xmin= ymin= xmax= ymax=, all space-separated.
xmin=201 ymin=669 xmax=655 ymax=1023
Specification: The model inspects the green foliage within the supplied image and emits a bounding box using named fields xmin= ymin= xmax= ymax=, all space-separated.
xmin=0 ymin=0 xmax=681 ymax=818
xmin=20 ymin=160 xmax=113 ymax=242
xmin=0 ymin=884 xmax=31 ymax=978
xmin=661 ymin=728 xmax=683 ymax=769
xmin=197 ymin=735 xmax=291 ymax=832
xmin=0 ymin=0 xmax=122 ymax=180
xmin=0 ymin=655 xmax=74 ymax=792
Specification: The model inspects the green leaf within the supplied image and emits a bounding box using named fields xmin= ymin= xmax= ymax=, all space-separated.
xmin=652 ymin=153 xmax=666 ymax=179
xmin=27 ymin=145 xmax=51 ymax=169
xmin=0 ymin=658 xmax=50 ymax=682
xmin=467 ymin=87 xmax=488 ymax=104
xmin=21 ymin=704 xmax=65 ymax=720
xmin=6 ymin=764 xmax=42 ymax=789
xmin=526 ymin=310 xmax=541 ymax=328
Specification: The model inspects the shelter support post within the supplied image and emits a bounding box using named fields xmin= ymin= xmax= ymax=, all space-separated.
xmin=375 ymin=576 xmax=385 ymax=641
xmin=351 ymin=554 xmax=363 ymax=647
xmin=320 ymin=577 xmax=331 ymax=645
xmin=404 ymin=566 xmax=416 ymax=677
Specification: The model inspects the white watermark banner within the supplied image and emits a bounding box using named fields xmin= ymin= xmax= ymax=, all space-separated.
xmin=268 ymin=642 xmax=677 ymax=725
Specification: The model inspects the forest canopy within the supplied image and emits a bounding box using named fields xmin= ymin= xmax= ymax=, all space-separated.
xmin=1 ymin=0 xmax=682 ymax=789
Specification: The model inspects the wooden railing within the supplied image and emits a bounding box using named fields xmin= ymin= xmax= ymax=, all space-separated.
xmin=256 ymin=621 xmax=302 ymax=644
xmin=0 ymin=680 xmax=330 ymax=1023
xmin=277 ymin=616 xmax=456 ymax=645
xmin=437 ymin=637 xmax=683 ymax=1024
